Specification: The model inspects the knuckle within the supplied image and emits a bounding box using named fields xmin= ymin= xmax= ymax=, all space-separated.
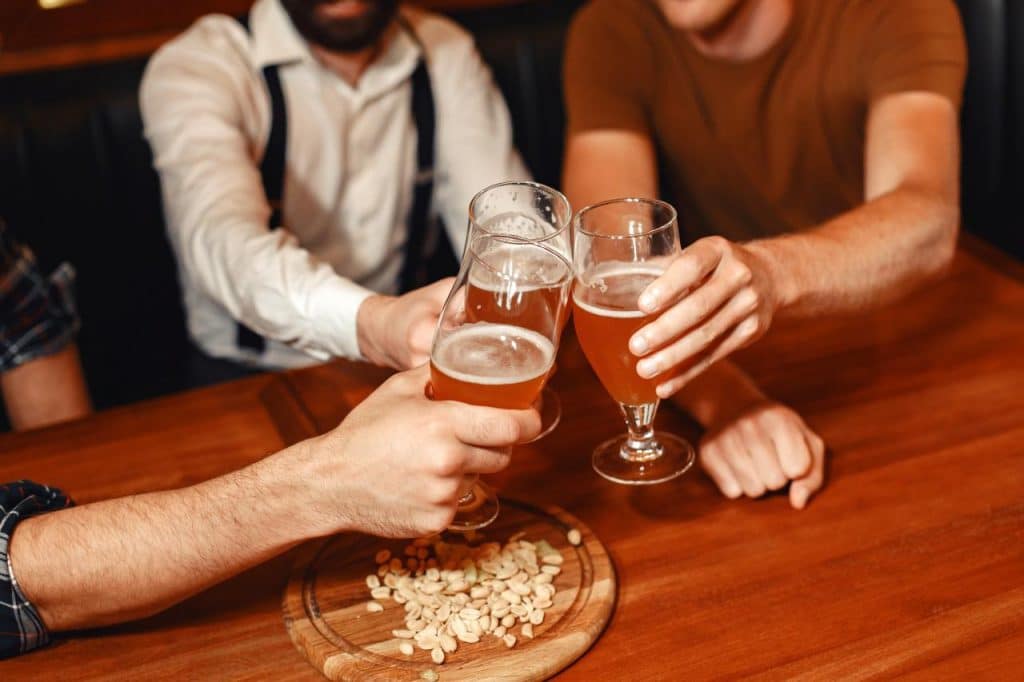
xmin=421 ymin=507 xmax=455 ymax=535
xmin=431 ymin=448 xmax=463 ymax=477
xmin=731 ymin=262 xmax=753 ymax=287
xmin=705 ymin=235 xmax=729 ymax=252
xmin=735 ymin=287 xmax=758 ymax=314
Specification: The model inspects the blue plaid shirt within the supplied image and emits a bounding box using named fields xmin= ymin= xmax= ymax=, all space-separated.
xmin=1 ymin=481 xmax=72 ymax=658
xmin=0 ymin=218 xmax=79 ymax=372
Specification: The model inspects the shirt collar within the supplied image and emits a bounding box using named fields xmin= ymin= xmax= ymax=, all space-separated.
xmin=250 ymin=0 xmax=314 ymax=68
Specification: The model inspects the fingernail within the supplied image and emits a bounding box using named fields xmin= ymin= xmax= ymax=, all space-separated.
xmin=630 ymin=334 xmax=648 ymax=354
xmin=639 ymin=288 xmax=659 ymax=311
xmin=637 ymin=359 xmax=658 ymax=379
xmin=791 ymin=487 xmax=808 ymax=509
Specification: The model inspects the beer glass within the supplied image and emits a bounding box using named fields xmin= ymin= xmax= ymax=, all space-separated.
xmin=430 ymin=233 xmax=572 ymax=530
xmin=573 ymin=198 xmax=695 ymax=485
xmin=465 ymin=181 xmax=572 ymax=440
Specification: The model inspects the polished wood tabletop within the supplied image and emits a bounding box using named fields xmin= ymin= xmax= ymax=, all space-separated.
xmin=1 ymin=238 xmax=1022 ymax=680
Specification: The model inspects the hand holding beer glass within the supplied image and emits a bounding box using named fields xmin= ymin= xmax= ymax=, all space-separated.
xmin=573 ymin=198 xmax=696 ymax=485
xmin=465 ymin=181 xmax=572 ymax=440
xmin=430 ymin=233 xmax=572 ymax=530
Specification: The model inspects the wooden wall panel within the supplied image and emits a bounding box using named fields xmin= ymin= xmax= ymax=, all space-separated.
xmin=0 ymin=0 xmax=532 ymax=75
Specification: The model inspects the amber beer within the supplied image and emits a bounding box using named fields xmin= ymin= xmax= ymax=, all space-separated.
xmin=573 ymin=266 xmax=662 ymax=405
xmin=430 ymin=323 xmax=555 ymax=409
xmin=464 ymin=245 xmax=569 ymax=333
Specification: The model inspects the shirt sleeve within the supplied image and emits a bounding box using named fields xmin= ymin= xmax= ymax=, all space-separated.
xmin=0 ymin=481 xmax=73 ymax=659
xmin=140 ymin=23 xmax=373 ymax=363
xmin=425 ymin=16 xmax=531 ymax=257
xmin=0 ymin=219 xmax=80 ymax=373
xmin=858 ymin=0 xmax=967 ymax=107
xmin=563 ymin=0 xmax=657 ymax=136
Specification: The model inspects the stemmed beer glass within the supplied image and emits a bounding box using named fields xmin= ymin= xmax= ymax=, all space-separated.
xmin=572 ymin=198 xmax=696 ymax=485
xmin=430 ymin=233 xmax=573 ymax=530
xmin=465 ymin=181 xmax=572 ymax=440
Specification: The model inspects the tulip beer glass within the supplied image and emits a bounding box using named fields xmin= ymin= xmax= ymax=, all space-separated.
xmin=573 ymin=198 xmax=695 ymax=485
xmin=430 ymin=233 xmax=572 ymax=529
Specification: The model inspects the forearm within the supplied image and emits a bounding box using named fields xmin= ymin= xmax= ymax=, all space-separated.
xmin=753 ymin=186 xmax=958 ymax=318
xmin=9 ymin=443 xmax=322 ymax=631
xmin=1 ymin=345 xmax=92 ymax=431
xmin=668 ymin=359 xmax=766 ymax=429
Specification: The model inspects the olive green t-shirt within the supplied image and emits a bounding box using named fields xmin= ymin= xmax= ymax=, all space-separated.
xmin=564 ymin=0 xmax=967 ymax=242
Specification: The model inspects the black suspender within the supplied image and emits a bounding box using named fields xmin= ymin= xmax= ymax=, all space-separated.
xmin=234 ymin=14 xmax=455 ymax=355
xmin=399 ymin=57 xmax=457 ymax=293
xmin=236 ymin=14 xmax=285 ymax=352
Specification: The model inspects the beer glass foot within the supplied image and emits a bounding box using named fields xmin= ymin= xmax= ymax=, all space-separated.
xmin=592 ymin=432 xmax=695 ymax=485
xmin=526 ymin=387 xmax=562 ymax=443
xmin=448 ymin=481 xmax=500 ymax=531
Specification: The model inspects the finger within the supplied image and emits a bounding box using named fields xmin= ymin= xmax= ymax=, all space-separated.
xmin=654 ymin=315 xmax=759 ymax=398
xmin=699 ymin=441 xmax=742 ymax=499
xmin=768 ymin=413 xmax=814 ymax=479
xmin=789 ymin=433 xmax=826 ymax=510
xmin=636 ymin=286 xmax=758 ymax=379
xmin=446 ymin=403 xmax=542 ymax=446
xmin=632 ymin=264 xmax=750 ymax=358
xmin=462 ymin=446 xmax=513 ymax=475
xmin=743 ymin=419 xmax=788 ymax=491
xmin=637 ymin=237 xmax=725 ymax=314
xmin=720 ymin=433 xmax=766 ymax=498
xmin=424 ymin=277 xmax=456 ymax=307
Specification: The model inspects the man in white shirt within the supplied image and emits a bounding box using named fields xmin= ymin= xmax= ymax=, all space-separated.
xmin=141 ymin=0 xmax=528 ymax=371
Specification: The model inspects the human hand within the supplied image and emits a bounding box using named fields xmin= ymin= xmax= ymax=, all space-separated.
xmin=699 ymin=400 xmax=825 ymax=509
xmin=356 ymin=278 xmax=454 ymax=370
xmin=629 ymin=237 xmax=782 ymax=398
xmin=292 ymin=364 xmax=541 ymax=538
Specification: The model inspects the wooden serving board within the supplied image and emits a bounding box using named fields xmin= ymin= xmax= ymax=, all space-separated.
xmin=282 ymin=499 xmax=616 ymax=681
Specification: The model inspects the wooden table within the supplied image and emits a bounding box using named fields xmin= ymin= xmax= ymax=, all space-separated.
xmin=2 ymin=239 xmax=1022 ymax=679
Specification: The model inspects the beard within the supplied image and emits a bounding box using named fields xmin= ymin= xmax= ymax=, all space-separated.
xmin=281 ymin=0 xmax=400 ymax=53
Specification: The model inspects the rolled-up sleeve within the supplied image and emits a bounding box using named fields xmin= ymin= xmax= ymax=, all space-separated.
xmin=0 ymin=220 xmax=80 ymax=373
xmin=0 ymin=481 xmax=73 ymax=659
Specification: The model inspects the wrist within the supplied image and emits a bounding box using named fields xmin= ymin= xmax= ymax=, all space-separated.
xmin=670 ymin=362 xmax=768 ymax=430
xmin=249 ymin=438 xmax=353 ymax=542
xmin=356 ymin=295 xmax=393 ymax=366
xmin=746 ymin=238 xmax=798 ymax=314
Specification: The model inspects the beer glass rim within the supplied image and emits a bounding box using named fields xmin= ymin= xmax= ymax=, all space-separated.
xmin=467 ymin=233 xmax=574 ymax=287
xmin=468 ymin=180 xmax=573 ymax=238
xmin=574 ymin=197 xmax=678 ymax=240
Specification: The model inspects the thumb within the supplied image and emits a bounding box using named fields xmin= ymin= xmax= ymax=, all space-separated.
xmin=789 ymin=434 xmax=826 ymax=510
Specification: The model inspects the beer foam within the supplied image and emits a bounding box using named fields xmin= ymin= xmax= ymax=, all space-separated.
xmin=433 ymin=323 xmax=554 ymax=385
xmin=573 ymin=264 xmax=664 ymax=318
xmin=571 ymin=295 xmax=648 ymax=319
xmin=469 ymin=243 xmax=571 ymax=293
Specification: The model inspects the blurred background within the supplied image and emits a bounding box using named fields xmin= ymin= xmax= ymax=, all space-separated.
xmin=0 ymin=0 xmax=1020 ymax=424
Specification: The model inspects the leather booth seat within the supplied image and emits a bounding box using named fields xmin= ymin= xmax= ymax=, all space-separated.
xmin=0 ymin=0 xmax=1018 ymax=417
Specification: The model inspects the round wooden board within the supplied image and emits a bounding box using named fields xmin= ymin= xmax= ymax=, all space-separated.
xmin=282 ymin=499 xmax=616 ymax=681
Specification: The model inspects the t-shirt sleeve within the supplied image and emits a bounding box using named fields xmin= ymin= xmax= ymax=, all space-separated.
xmin=563 ymin=0 xmax=656 ymax=136
xmin=858 ymin=0 xmax=966 ymax=107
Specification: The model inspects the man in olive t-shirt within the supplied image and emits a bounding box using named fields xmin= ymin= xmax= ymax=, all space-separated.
xmin=563 ymin=0 xmax=965 ymax=508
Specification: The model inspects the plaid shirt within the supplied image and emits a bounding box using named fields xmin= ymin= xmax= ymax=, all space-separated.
xmin=0 ymin=218 xmax=80 ymax=372
xmin=1 ymin=481 xmax=72 ymax=659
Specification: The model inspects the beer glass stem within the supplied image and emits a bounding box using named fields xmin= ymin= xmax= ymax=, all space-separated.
xmin=457 ymin=474 xmax=480 ymax=506
xmin=618 ymin=402 xmax=665 ymax=462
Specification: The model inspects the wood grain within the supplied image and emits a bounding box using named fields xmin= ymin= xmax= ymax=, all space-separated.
xmin=282 ymin=501 xmax=615 ymax=680
xmin=0 ymin=241 xmax=1021 ymax=679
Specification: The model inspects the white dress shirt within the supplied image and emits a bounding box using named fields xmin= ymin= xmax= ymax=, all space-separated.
xmin=141 ymin=0 xmax=528 ymax=368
